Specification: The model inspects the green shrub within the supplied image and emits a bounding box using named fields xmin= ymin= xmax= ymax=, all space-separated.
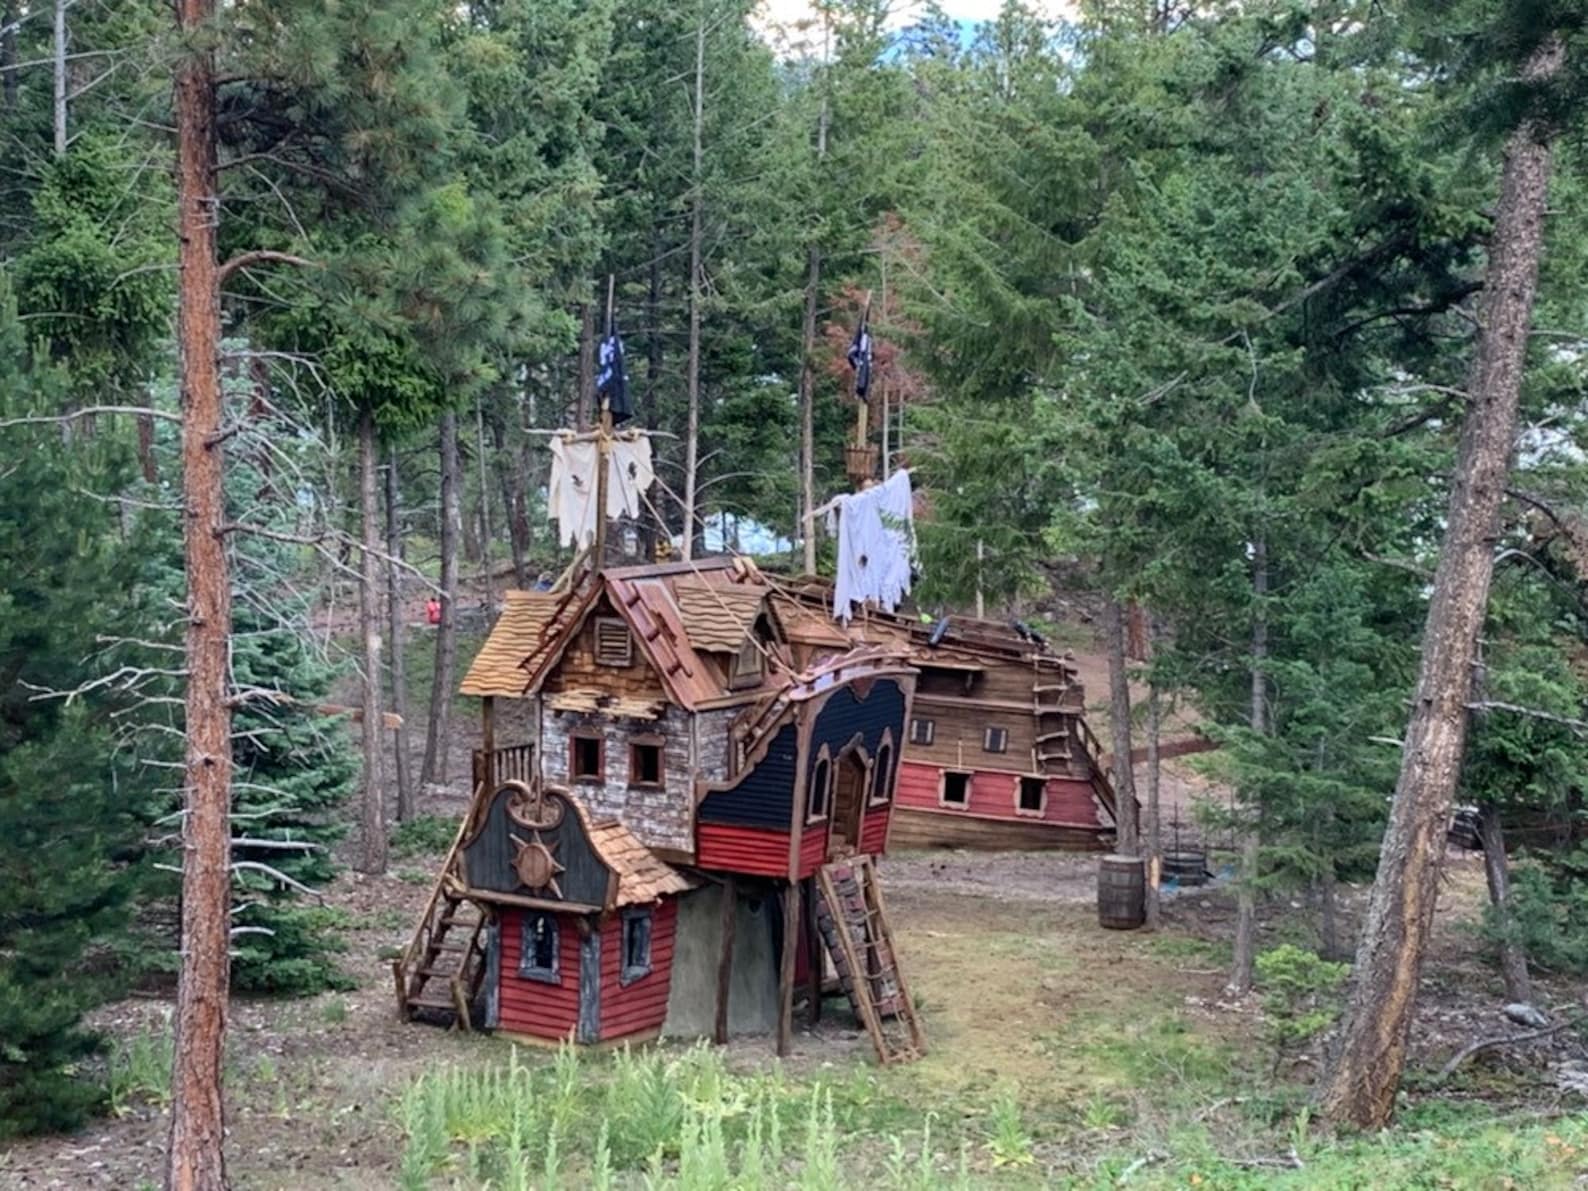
xmin=1255 ymin=944 xmax=1350 ymax=1067
xmin=393 ymin=814 xmax=460 ymax=858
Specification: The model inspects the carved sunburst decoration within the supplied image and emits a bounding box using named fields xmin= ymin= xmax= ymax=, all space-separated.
xmin=511 ymin=830 xmax=565 ymax=897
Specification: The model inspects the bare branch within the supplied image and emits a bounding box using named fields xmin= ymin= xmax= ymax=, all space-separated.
xmin=216 ymin=250 xmax=319 ymax=285
xmin=1467 ymin=700 xmax=1588 ymax=734
xmin=0 ymin=406 xmax=179 ymax=430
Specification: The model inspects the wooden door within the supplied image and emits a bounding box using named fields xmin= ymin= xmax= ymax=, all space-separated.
xmin=830 ymin=752 xmax=867 ymax=859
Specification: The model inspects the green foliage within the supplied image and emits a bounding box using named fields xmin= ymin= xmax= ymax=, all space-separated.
xmin=394 ymin=1042 xmax=958 ymax=1188
xmin=0 ymin=287 xmax=160 ymax=1137
xmin=1498 ymin=853 xmax=1588 ymax=975
xmin=106 ymin=1023 xmax=174 ymax=1116
xmin=392 ymin=814 xmax=462 ymax=858
xmin=1255 ymin=944 xmax=1350 ymax=1062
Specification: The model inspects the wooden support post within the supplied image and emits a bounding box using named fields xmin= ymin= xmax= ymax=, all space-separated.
xmin=777 ymin=880 xmax=800 ymax=1057
xmin=593 ymin=274 xmax=615 ymax=571
xmin=714 ymin=875 xmax=736 ymax=1045
xmin=805 ymin=877 xmax=823 ymax=1025
xmin=481 ymin=695 xmax=496 ymax=782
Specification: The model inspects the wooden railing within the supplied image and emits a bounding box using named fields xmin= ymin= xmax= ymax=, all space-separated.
xmin=472 ymin=742 xmax=535 ymax=793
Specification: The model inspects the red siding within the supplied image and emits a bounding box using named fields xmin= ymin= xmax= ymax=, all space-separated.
xmin=796 ymin=821 xmax=827 ymax=879
xmin=696 ymin=822 xmax=791 ymax=877
xmin=860 ymin=804 xmax=891 ymax=856
xmin=497 ymin=908 xmax=583 ymax=1041
xmin=599 ymin=899 xmax=678 ymax=1041
xmin=896 ymin=761 xmax=1104 ymax=830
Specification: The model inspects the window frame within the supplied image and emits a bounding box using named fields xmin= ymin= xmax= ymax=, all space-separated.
xmin=806 ymin=744 xmax=833 ymax=823
xmin=628 ymin=737 xmax=665 ymax=788
xmin=982 ymin=725 xmax=1009 ymax=754
xmin=570 ymin=732 xmax=605 ymax=782
xmin=939 ymin=770 xmax=972 ymax=809
xmin=593 ymin=616 xmax=633 ymax=667
xmin=619 ymin=907 xmax=654 ymax=985
xmin=908 ymin=717 xmax=935 ymax=746
xmin=728 ymin=635 xmax=764 ymax=690
xmin=1016 ymin=775 xmax=1047 ymax=818
xmin=869 ymin=729 xmax=896 ymax=806
xmin=518 ymin=910 xmax=561 ymax=984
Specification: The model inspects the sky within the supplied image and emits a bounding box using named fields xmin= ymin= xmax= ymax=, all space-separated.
xmin=754 ymin=0 xmax=1074 ymax=48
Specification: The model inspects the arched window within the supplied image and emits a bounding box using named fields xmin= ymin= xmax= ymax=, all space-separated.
xmin=871 ymin=732 xmax=895 ymax=805
xmin=808 ymin=749 xmax=832 ymax=821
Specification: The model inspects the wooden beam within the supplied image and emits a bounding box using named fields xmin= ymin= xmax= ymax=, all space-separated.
xmin=714 ymin=875 xmax=736 ymax=1045
xmin=481 ymin=695 xmax=496 ymax=764
xmin=777 ymin=881 xmax=800 ymax=1057
xmin=804 ymin=877 xmax=822 ymax=1026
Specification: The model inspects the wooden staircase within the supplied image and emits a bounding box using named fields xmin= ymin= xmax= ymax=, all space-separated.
xmin=392 ymin=813 xmax=491 ymax=1029
xmin=814 ymin=857 xmax=924 ymax=1065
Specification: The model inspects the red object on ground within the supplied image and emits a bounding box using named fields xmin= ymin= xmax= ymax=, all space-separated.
xmin=426 ymin=598 xmax=441 ymax=625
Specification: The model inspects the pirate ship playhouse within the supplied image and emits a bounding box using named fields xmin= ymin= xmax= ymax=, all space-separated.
xmin=774 ymin=589 xmax=1122 ymax=851
xmin=394 ymin=555 xmax=925 ymax=1062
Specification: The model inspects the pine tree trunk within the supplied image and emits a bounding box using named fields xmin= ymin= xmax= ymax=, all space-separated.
xmin=52 ymin=0 xmax=66 ymax=156
xmin=576 ymin=303 xmax=595 ymax=433
xmin=1320 ymin=861 xmax=1340 ymax=960
xmin=682 ymin=7 xmax=705 ymax=561
xmin=1479 ymin=802 xmax=1532 ymax=1005
xmin=798 ymin=96 xmax=828 ymax=576
xmin=475 ymin=397 xmax=493 ymax=593
xmin=1102 ymin=595 xmax=1139 ymax=855
xmin=385 ymin=446 xmax=414 ymax=823
xmin=1317 ymin=36 xmax=1563 ymax=1131
xmin=1229 ymin=537 xmax=1268 ymax=996
xmin=490 ymin=404 xmax=529 ymax=590
xmin=1144 ymin=678 xmax=1162 ymax=929
xmin=421 ymin=411 xmax=460 ymax=789
xmin=2 ymin=1 xmax=18 ymax=111
xmin=356 ymin=410 xmax=387 ymax=873
xmin=167 ymin=0 xmax=230 ymax=1181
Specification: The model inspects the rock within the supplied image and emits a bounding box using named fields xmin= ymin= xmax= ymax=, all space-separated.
xmin=1504 ymin=1002 xmax=1551 ymax=1029
xmin=1554 ymin=1060 xmax=1588 ymax=1096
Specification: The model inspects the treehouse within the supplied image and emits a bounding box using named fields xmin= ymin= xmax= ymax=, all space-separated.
xmin=773 ymin=582 xmax=1123 ymax=851
xmin=394 ymin=557 xmax=925 ymax=1062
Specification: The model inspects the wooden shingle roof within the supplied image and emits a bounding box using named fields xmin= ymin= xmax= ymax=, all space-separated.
xmin=459 ymin=591 xmax=560 ymax=697
xmin=586 ymin=817 xmax=695 ymax=905
xmin=673 ymin=581 xmax=766 ymax=652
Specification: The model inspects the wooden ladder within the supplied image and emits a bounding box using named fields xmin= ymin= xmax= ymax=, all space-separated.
xmin=814 ymin=857 xmax=924 ymax=1065
xmin=392 ymin=813 xmax=491 ymax=1030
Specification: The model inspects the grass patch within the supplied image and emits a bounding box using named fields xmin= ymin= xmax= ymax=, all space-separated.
xmin=107 ymin=1023 xmax=173 ymax=1116
xmin=391 ymin=814 xmax=460 ymax=859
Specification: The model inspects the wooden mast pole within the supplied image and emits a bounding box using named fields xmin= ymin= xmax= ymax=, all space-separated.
xmin=594 ymin=274 xmax=615 ymax=571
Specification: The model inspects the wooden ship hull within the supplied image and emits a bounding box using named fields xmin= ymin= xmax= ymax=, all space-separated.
xmin=773 ymin=583 xmax=1123 ymax=852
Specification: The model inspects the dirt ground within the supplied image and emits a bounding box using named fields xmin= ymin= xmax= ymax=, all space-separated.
xmin=4 ymin=838 xmax=1557 ymax=1189
xmin=4 ymin=610 xmax=1573 ymax=1187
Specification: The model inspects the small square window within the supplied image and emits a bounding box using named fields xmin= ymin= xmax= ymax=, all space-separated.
xmin=909 ymin=718 xmax=935 ymax=746
xmin=941 ymin=771 xmax=970 ymax=807
xmin=983 ymin=726 xmax=1008 ymax=754
xmin=620 ymin=908 xmax=653 ymax=984
xmin=519 ymin=911 xmax=560 ymax=983
xmin=1018 ymin=776 xmax=1046 ymax=815
xmin=630 ymin=740 xmax=663 ymax=787
xmin=571 ymin=734 xmax=603 ymax=781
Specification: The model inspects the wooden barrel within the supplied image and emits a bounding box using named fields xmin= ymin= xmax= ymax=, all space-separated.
xmin=1163 ymin=850 xmax=1210 ymax=886
xmin=1098 ymin=854 xmax=1146 ymax=930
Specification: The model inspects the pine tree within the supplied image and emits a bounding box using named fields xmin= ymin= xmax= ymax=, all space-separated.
xmin=0 ymin=283 xmax=152 ymax=1136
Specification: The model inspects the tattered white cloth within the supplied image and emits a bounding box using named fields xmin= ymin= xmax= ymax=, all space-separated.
xmin=830 ymin=468 xmax=915 ymax=623
xmin=547 ymin=432 xmax=655 ymax=549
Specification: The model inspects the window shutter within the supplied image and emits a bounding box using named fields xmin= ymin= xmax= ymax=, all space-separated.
xmin=595 ymin=618 xmax=632 ymax=667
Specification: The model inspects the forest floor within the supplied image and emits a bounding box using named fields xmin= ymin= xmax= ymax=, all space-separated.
xmin=6 ymin=600 xmax=1587 ymax=1186
xmin=5 ymin=846 xmax=1587 ymax=1188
